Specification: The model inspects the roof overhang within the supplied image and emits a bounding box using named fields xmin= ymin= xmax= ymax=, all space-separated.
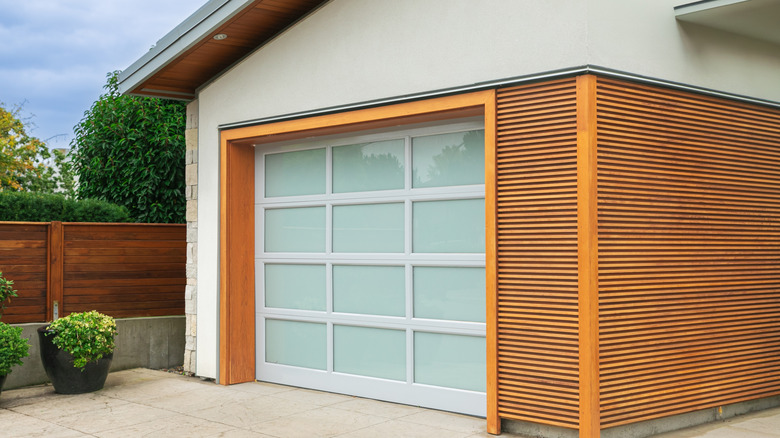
xmin=118 ymin=0 xmax=327 ymax=100
xmin=675 ymin=0 xmax=780 ymax=45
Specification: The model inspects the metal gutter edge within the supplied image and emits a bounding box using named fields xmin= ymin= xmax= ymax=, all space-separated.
xmin=118 ymin=0 xmax=255 ymax=95
xmin=218 ymin=65 xmax=780 ymax=132
xmin=218 ymin=66 xmax=589 ymax=130
xmin=674 ymin=0 xmax=749 ymax=16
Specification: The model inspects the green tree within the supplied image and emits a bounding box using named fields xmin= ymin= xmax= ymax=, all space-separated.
xmin=0 ymin=103 xmax=53 ymax=192
xmin=50 ymin=149 xmax=77 ymax=198
xmin=70 ymin=72 xmax=186 ymax=223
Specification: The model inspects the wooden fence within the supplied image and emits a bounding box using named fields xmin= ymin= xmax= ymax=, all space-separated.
xmin=0 ymin=222 xmax=185 ymax=324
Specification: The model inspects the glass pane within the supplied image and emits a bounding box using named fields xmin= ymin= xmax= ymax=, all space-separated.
xmin=265 ymin=207 xmax=325 ymax=252
xmin=413 ymin=199 xmax=484 ymax=253
xmin=265 ymin=319 xmax=326 ymax=370
xmin=414 ymin=267 xmax=485 ymax=322
xmin=333 ymin=203 xmax=404 ymax=253
xmin=412 ymin=130 xmax=484 ymax=188
xmin=333 ymin=139 xmax=404 ymax=193
xmin=333 ymin=265 xmax=405 ymax=316
xmin=414 ymin=332 xmax=485 ymax=392
xmin=265 ymin=264 xmax=326 ymax=311
xmin=265 ymin=148 xmax=325 ymax=197
xmin=334 ymin=325 xmax=405 ymax=381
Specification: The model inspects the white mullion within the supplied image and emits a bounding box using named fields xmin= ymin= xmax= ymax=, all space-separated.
xmin=406 ymin=328 xmax=414 ymax=386
xmin=405 ymin=199 xmax=412 ymax=256
xmin=326 ymin=262 xmax=333 ymax=314
xmin=405 ymin=135 xmax=412 ymax=191
xmin=260 ymin=254 xmax=484 ymax=264
xmin=405 ymin=264 xmax=413 ymax=321
xmin=260 ymin=308 xmax=484 ymax=336
xmin=326 ymin=143 xmax=334 ymax=375
xmin=326 ymin=143 xmax=333 ymax=196
xmin=325 ymin=201 xmax=333 ymax=383
xmin=259 ymin=188 xmax=485 ymax=210
xmin=326 ymin=203 xmax=333 ymax=255
xmin=327 ymin=321 xmax=334 ymax=374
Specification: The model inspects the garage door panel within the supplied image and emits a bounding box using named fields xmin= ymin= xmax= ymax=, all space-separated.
xmin=415 ymin=331 xmax=487 ymax=392
xmin=264 ymin=206 xmax=325 ymax=252
xmin=412 ymin=130 xmax=485 ymax=188
xmin=256 ymin=120 xmax=486 ymax=416
xmin=332 ymin=265 xmax=405 ymax=316
xmin=413 ymin=266 xmax=486 ymax=322
xmin=412 ymin=198 xmax=485 ymax=253
xmin=334 ymin=325 xmax=406 ymax=381
xmin=332 ymin=203 xmax=404 ymax=253
xmin=264 ymin=148 xmax=326 ymax=197
xmin=264 ymin=263 xmax=326 ymax=311
xmin=265 ymin=319 xmax=326 ymax=370
xmin=333 ymin=139 xmax=405 ymax=193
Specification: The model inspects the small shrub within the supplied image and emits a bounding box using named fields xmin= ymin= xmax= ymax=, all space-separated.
xmin=0 ymin=271 xmax=17 ymax=317
xmin=0 ymin=322 xmax=30 ymax=375
xmin=0 ymin=191 xmax=129 ymax=223
xmin=46 ymin=311 xmax=117 ymax=369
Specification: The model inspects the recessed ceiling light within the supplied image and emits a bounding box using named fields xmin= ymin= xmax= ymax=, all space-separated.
xmin=213 ymin=33 xmax=228 ymax=40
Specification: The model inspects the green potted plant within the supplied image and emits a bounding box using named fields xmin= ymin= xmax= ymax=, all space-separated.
xmin=38 ymin=310 xmax=117 ymax=394
xmin=0 ymin=270 xmax=17 ymax=317
xmin=0 ymin=272 xmax=30 ymax=396
xmin=0 ymin=322 xmax=30 ymax=396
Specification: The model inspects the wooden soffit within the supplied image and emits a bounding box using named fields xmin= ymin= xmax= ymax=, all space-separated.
xmin=120 ymin=0 xmax=326 ymax=100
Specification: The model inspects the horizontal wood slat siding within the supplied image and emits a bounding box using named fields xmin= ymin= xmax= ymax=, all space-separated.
xmin=0 ymin=222 xmax=185 ymax=323
xmin=596 ymin=78 xmax=780 ymax=428
xmin=62 ymin=224 xmax=186 ymax=318
xmin=496 ymin=79 xmax=580 ymax=429
xmin=0 ymin=223 xmax=48 ymax=323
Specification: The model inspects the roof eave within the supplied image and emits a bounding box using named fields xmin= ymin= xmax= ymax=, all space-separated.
xmin=118 ymin=0 xmax=256 ymax=98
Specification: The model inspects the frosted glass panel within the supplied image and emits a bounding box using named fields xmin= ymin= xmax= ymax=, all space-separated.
xmin=412 ymin=130 xmax=484 ymax=188
xmin=333 ymin=203 xmax=404 ymax=253
xmin=414 ymin=267 xmax=485 ymax=322
xmin=265 ymin=319 xmax=326 ymax=370
xmin=333 ymin=139 xmax=404 ymax=193
xmin=413 ymin=199 xmax=484 ymax=253
xmin=265 ymin=207 xmax=325 ymax=252
xmin=265 ymin=264 xmax=326 ymax=311
xmin=333 ymin=265 xmax=405 ymax=316
xmin=414 ymin=332 xmax=485 ymax=392
xmin=265 ymin=148 xmax=325 ymax=197
xmin=334 ymin=325 xmax=405 ymax=381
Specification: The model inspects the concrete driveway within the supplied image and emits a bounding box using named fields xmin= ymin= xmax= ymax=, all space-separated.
xmin=0 ymin=368 xmax=498 ymax=437
xmin=2 ymin=368 xmax=779 ymax=437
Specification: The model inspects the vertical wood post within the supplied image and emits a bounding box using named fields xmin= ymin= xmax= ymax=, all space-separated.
xmin=48 ymin=221 xmax=64 ymax=320
xmin=220 ymin=137 xmax=256 ymax=385
xmin=576 ymin=75 xmax=600 ymax=438
xmin=484 ymin=89 xmax=501 ymax=435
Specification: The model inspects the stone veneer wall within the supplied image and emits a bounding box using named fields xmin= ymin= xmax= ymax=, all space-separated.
xmin=184 ymin=99 xmax=198 ymax=373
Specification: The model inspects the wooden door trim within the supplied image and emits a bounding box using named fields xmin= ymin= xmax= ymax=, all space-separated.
xmin=218 ymin=91 xmax=498 ymax=406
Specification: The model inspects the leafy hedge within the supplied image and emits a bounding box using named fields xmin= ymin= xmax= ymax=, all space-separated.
xmin=0 ymin=191 xmax=129 ymax=222
xmin=71 ymin=72 xmax=186 ymax=224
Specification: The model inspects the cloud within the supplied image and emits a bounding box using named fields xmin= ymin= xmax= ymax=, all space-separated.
xmin=0 ymin=0 xmax=201 ymax=147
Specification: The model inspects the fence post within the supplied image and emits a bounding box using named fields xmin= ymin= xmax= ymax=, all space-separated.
xmin=48 ymin=221 xmax=64 ymax=320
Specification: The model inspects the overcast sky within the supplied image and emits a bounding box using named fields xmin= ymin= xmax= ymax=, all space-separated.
xmin=0 ymin=0 xmax=205 ymax=149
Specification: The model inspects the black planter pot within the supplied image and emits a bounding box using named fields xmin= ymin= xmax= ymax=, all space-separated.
xmin=0 ymin=373 xmax=6 ymax=397
xmin=37 ymin=326 xmax=113 ymax=394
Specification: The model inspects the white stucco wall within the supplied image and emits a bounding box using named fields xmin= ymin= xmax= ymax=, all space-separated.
xmin=195 ymin=0 xmax=589 ymax=379
xmin=588 ymin=0 xmax=780 ymax=102
xmin=194 ymin=0 xmax=780 ymax=378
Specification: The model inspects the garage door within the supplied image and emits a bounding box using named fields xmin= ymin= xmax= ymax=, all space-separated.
xmin=255 ymin=119 xmax=486 ymax=416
